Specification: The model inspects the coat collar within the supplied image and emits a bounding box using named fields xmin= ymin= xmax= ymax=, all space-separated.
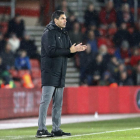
xmin=44 ymin=20 xmax=68 ymax=34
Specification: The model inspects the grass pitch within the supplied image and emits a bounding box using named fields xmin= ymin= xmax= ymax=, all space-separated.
xmin=0 ymin=117 xmax=140 ymax=140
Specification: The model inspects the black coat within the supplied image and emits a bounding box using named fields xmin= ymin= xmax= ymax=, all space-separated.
xmin=41 ymin=21 xmax=74 ymax=87
xmin=7 ymin=18 xmax=25 ymax=38
xmin=20 ymin=39 xmax=37 ymax=57
xmin=84 ymin=10 xmax=99 ymax=28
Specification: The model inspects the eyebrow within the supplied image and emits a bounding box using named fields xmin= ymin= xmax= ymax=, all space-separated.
xmin=61 ymin=17 xmax=66 ymax=19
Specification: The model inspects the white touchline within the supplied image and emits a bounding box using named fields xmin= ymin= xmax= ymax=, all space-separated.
xmin=52 ymin=127 xmax=140 ymax=139
xmin=2 ymin=128 xmax=140 ymax=140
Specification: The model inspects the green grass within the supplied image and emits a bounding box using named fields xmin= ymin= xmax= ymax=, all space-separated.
xmin=0 ymin=117 xmax=140 ymax=140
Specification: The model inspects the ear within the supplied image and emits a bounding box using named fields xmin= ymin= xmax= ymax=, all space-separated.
xmin=54 ymin=18 xmax=57 ymax=24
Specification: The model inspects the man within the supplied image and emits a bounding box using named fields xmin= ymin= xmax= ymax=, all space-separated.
xmin=36 ymin=10 xmax=87 ymax=138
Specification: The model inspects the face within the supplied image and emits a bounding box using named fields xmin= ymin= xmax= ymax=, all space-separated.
xmin=89 ymin=4 xmax=94 ymax=11
xmin=137 ymin=65 xmax=140 ymax=73
xmin=121 ymin=46 xmax=128 ymax=51
xmin=62 ymin=0 xmax=67 ymax=7
xmin=123 ymin=4 xmax=129 ymax=12
xmin=133 ymin=49 xmax=139 ymax=56
xmin=0 ymin=34 xmax=3 ymax=40
xmin=24 ymin=34 xmax=30 ymax=40
xmin=15 ymin=16 xmax=21 ymax=23
xmin=112 ymin=57 xmax=118 ymax=65
xmin=73 ymin=22 xmax=80 ymax=30
xmin=21 ymin=51 xmax=27 ymax=58
xmin=121 ymin=72 xmax=127 ymax=80
xmin=106 ymin=1 xmax=114 ymax=11
xmin=54 ymin=14 xmax=67 ymax=28
xmin=121 ymin=23 xmax=127 ymax=29
xmin=96 ymin=54 xmax=103 ymax=63
xmin=118 ymin=64 xmax=125 ymax=72
xmin=99 ymin=45 xmax=107 ymax=54
xmin=6 ymin=43 xmax=11 ymax=51
xmin=88 ymin=31 xmax=95 ymax=40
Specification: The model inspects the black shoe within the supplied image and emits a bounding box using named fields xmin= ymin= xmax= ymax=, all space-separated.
xmin=51 ymin=129 xmax=71 ymax=136
xmin=35 ymin=129 xmax=54 ymax=138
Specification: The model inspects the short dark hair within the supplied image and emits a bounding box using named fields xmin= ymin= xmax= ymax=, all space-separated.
xmin=51 ymin=10 xmax=65 ymax=21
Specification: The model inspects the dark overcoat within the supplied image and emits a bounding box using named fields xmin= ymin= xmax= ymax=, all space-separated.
xmin=41 ymin=21 xmax=74 ymax=87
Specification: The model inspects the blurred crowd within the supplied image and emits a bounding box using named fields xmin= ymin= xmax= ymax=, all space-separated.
xmin=1 ymin=0 xmax=140 ymax=88
xmin=0 ymin=14 xmax=40 ymax=88
xmin=57 ymin=0 xmax=140 ymax=86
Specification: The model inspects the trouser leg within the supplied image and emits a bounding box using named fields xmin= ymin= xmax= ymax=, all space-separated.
xmin=52 ymin=87 xmax=64 ymax=132
xmin=38 ymin=86 xmax=55 ymax=130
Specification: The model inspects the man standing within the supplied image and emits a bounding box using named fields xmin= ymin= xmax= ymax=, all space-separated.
xmin=36 ymin=10 xmax=87 ymax=138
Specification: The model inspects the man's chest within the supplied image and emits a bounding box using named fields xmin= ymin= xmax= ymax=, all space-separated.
xmin=55 ymin=32 xmax=69 ymax=49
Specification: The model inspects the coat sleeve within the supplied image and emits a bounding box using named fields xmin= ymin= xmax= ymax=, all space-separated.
xmin=42 ymin=30 xmax=71 ymax=58
xmin=67 ymin=35 xmax=76 ymax=58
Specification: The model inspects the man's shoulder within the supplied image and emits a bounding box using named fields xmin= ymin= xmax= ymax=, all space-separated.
xmin=42 ymin=29 xmax=56 ymax=37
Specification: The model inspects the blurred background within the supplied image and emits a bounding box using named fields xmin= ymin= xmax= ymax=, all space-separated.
xmin=0 ymin=0 xmax=140 ymax=120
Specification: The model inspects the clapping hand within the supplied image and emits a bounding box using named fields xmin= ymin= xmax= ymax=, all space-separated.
xmin=70 ymin=43 xmax=87 ymax=53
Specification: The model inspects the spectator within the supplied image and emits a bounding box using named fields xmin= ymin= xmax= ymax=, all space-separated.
xmin=83 ymin=23 xmax=100 ymax=40
xmin=0 ymin=56 xmax=11 ymax=87
xmin=56 ymin=0 xmax=72 ymax=17
xmin=8 ymin=33 xmax=20 ymax=54
xmin=19 ymin=32 xmax=40 ymax=62
xmin=89 ymin=23 xmax=100 ymax=37
xmin=118 ymin=70 xmax=133 ymax=85
xmin=130 ymin=48 xmax=140 ymax=67
xmin=107 ymin=22 xmax=117 ymax=39
xmin=116 ymin=62 xmax=127 ymax=80
xmin=69 ymin=22 xmax=82 ymax=44
xmin=107 ymin=55 xmax=119 ymax=80
xmin=114 ymin=0 xmax=133 ymax=10
xmin=130 ymin=26 xmax=140 ymax=47
xmin=99 ymin=71 xmax=114 ymax=86
xmin=92 ymin=71 xmax=101 ymax=86
xmin=113 ymin=23 xmax=131 ymax=47
xmin=99 ymin=44 xmax=111 ymax=66
xmin=99 ymin=0 xmax=116 ymax=26
xmin=15 ymin=50 xmax=31 ymax=70
xmin=66 ymin=13 xmax=78 ymax=32
xmin=117 ymin=3 xmax=134 ymax=27
xmin=0 ymin=32 xmax=6 ymax=53
xmin=132 ymin=62 xmax=140 ymax=85
xmin=86 ymin=53 xmax=106 ymax=85
xmin=0 ymin=42 xmax=15 ymax=70
xmin=86 ymin=30 xmax=98 ymax=53
xmin=7 ymin=14 xmax=25 ymax=38
xmin=114 ymin=40 xmax=131 ymax=64
xmin=84 ymin=3 xmax=99 ymax=28
xmin=79 ymin=44 xmax=95 ymax=85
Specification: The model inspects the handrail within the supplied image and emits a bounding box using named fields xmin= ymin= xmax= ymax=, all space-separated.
xmin=0 ymin=0 xmax=15 ymax=18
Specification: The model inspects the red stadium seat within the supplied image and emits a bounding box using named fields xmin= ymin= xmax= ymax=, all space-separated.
xmin=128 ymin=27 xmax=134 ymax=34
xmin=98 ymin=37 xmax=108 ymax=47
xmin=31 ymin=68 xmax=41 ymax=78
xmin=98 ymin=28 xmax=107 ymax=36
xmin=30 ymin=59 xmax=40 ymax=68
xmin=9 ymin=69 xmax=18 ymax=78
xmin=108 ymin=28 xmax=117 ymax=36
xmin=33 ymin=78 xmax=41 ymax=88
xmin=107 ymin=47 xmax=116 ymax=55
xmin=98 ymin=37 xmax=114 ymax=48
xmin=18 ymin=70 xmax=30 ymax=78
xmin=14 ymin=81 xmax=22 ymax=88
xmin=0 ymin=22 xmax=8 ymax=35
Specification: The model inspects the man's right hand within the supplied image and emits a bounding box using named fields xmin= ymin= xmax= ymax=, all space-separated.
xmin=70 ymin=43 xmax=87 ymax=53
